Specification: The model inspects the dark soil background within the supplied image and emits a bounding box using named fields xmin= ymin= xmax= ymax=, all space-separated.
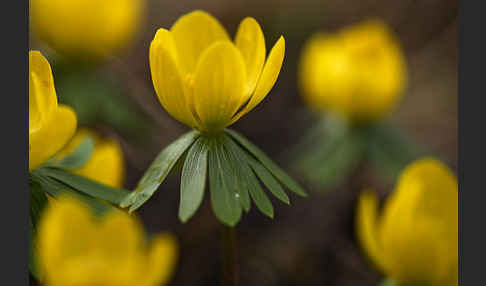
xmin=31 ymin=0 xmax=458 ymax=285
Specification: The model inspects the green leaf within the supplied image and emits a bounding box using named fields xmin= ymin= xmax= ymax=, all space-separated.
xmin=220 ymin=135 xmax=251 ymax=212
xmin=179 ymin=137 xmax=209 ymax=222
xmin=120 ymin=130 xmax=200 ymax=211
xmin=29 ymin=179 xmax=48 ymax=280
xmin=369 ymin=124 xmax=423 ymax=181
xmin=29 ymin=179 xmax=48 ymax=230
xmin=247 ymin=157 xmax=290 ymax=205
xmin=225 ymin=129 xmax=307 ymax=197
xmin=52 ymin=136 xmax=95 ymax=169
xmin=223 ymin=136 xmax=273 ymax=218
xmin=379 ymin=279 xmax=398 ymax=286
xmin=305 ymin=128 xmax=366 ymax=188
xmin=31 ymin=170 xmax=111 ymax=216
xmin=208 ymin=136 xmax=242 ymax=226
xmin=40 ymin=167 xmax=129 ymax=204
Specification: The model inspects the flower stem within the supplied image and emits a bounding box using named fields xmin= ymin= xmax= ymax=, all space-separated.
xmin=221 ymin=225 xmax=238 ymax=286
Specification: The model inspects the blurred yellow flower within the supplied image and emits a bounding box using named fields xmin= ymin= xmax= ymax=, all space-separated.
xmin=38 ymin=196 xmax=178 ymax=286
xmin=299 ymin=20 xmax=407 ymax=123
xmin=30 ymin=0 xmax=145 ymax=61
xmin=29 ymin=51 xmax=77 ymax=171
xmin=356 ymin=158 xmax=458 ymax=286
xmin=150 ymin=10 xmax=285 ymax=133
xmin=57 ymin=128 xmax=125 ymax=188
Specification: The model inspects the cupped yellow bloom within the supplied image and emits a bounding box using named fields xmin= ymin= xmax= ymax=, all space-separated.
xmin=299 ymin=20 xmax=407 ymax=123
xmin=29 ymin=51 xmax=77 ymax=171
xmin=356 ymin=158 xmax=458 ymax=286
xmin=150 ymin=10 xmax=285 ymax=133
xmin=30 ymin=0 xmax=145 ymax=61
xmin=38 ymin=196 xmax=178 ymax=286
xmin=57 ymin=129 xmax=125 ymax=188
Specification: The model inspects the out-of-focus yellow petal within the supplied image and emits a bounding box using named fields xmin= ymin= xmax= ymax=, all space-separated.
xmin=356 ymin=189 xmax=388 ymax=274
xmin=170 ymin=10 xmax=230 ymax=74
xmin=29 ymin=105 xmax=77 ymax=170
xmin=38 ymin=196 xmax=97 ymax=279
xmin=139 ymin=233 xmax=178 ymax=286
xmin=31 ymin=0 xmax=144 ymax=61
xmin=57 ymin=129 xmax=126 ymax=188
xmin=98 ymin=211 xmax=144 ymax=256
xmin=378 ymin=158 xmax=458 ymax=285
xmin=37 ymin=196 xmax=178 ymax=286
xmin=231 ymin=36 xmax=285 ymax=124
xmin=235 ymin=17 xmax=266 ymax=97
xmin=298 ymin=20 xmax=406 ymax=123
xmin=150 ymin=28 xmax=198 ymax=128
xmin=192 ymin=41 xmax=247 ymax=132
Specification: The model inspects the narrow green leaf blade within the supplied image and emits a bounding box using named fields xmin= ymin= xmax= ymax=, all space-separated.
xmin=31 ymin=170 xmax=112 ymax=216
xmin=53 ymin=136 xmax=95 ymax=169
xmin=248 ymin=157 xmax=290 ymax=205
xmin=120 ymin=130 xmax=200 ymax=211
xmin=220 ymin=135 xmax=251 ymax=212
xmin=40 ymin=167 xmax=129 ymax=204
xmin=179 ymin=137 xmax=209 ymax=222
xmin=208 ymin=137 xmax=242 ymax=226
xmin=306 ymin=129 xmax=365 ymax=188
xmin=226 ymin=129 xmax=307 ymax=197
xmin=223 ymin=136 xmax=274 ymax=218
xmin=247 ymin=170 xmax=274 ymax=218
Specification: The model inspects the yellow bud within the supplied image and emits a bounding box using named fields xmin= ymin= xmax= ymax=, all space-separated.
xmin=30 ymin=0 xmax=145 ymax=61
xmin=37 ymin=196 xmax=178 ymax=286
xmin=56 ymin=128 xmax=125 ymax=188
xmin=299 ymin=20 xmax=407 ymax=123
xmin=149 ymin=11 xmax=285 ymax=133
xmin=29 ymin=50 xmax=77 ymax=171
xmin=356 ymin=158 xmax=458 ymax=286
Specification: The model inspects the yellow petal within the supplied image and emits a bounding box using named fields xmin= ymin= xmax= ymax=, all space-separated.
xmin=38 ymin=196 xmax=97 ymax=278
xmin=379 ymin=158 xmax=458 ymax=284
xmin=139 ymin=233 xmax=178 ymax=286
xmin=231 ymin=36 xmax=285 ymax=123
xmin=29 ymin=105 xmax=77 ymax=170
xmin=235 ymin=17 xmax=266 ymax=97
xmin=29 ymin=51 xmax=57 ymax=132
xmin=356 ymin=189 xmax=388 ymax=274
xmin=150 ymin=28 xmax=198 ymax=127
xmin=170 ymin=10 xmax=230 ymax=74
xmin=98 ymin=210 xmax=144 ymax=257
xmin=192 ymin=41 xmax=247 ymax=132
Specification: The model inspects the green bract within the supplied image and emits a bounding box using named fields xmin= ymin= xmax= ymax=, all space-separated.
xmin=290 ymin=116 xmax=425 ymax=189
xmin=120 ymin=129 xmax=307 ymax=226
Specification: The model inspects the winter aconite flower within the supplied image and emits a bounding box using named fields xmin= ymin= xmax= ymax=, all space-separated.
xmin=356 ymin=158 xmax=458 ymax=286
xmin=299 ymin=20 xmax=407 ymax=123
xmin=122 ymin=11 xmax=305 ymax=226
xmin=37 ymin=196 xmax=177 ymax=286
xmin=30 ymin=0 xmax=145 ymax=61
xmin=149 ymin=10 xmax=285 ymax=133
xmin=29 ymin=51 xmax=77 ymax=171
xmin=57 ymin=129 xmax=125 ymax=188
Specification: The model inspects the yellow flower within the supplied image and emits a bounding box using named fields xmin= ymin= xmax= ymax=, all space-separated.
xmin=30 ymin=0 xmax=145 ymax=61
xmin=149 ymin=10 xmax=285 ymax=133
xmin=57 ymin=128 xmax=125 ymax=188
xmin=37 ymin=196 xmax=178 ymax=286
xmin=29 ymin=51 xmax=77 ymax=171
xmin=299 ymin=20 xmax=407 ymax=123
xmin=356 ymin=158 xmax=458 ymax=286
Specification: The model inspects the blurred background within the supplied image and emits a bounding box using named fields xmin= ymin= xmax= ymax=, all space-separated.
xmin=30 ymin=0 xmax=458 ymax=285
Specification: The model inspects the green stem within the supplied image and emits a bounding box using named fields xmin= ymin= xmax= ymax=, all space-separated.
xmin=221 ymin=225 xmax=238 ymax=286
